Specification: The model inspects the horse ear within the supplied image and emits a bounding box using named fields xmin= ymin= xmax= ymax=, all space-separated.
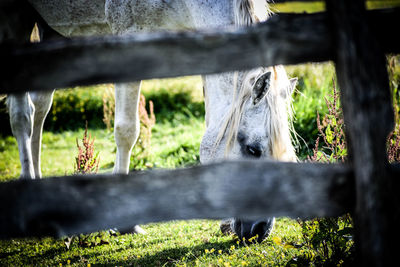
xmin=289 ymin=78 xmax=298 ymax=95
xmin=281 ymin=77 xmax=298 ymax=99
xmin=252 ymin=71 xmax=271 ymax=105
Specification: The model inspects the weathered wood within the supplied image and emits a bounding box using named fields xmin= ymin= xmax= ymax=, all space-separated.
xmin=326 ymin=0 xmax=398 ymax=266
xmin=0 ymin=12 xmax=329 ymax=93
xmin=0 ymin=161 xmax=355 ymax=239
xmin=1 ymin=9 xmax=399 ymax=93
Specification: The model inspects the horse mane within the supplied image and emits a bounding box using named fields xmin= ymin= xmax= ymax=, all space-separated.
xmin=233 ymin=0 xmax=272 ymax=26
xmin=209 ymin=1 xmax=297 ymax=161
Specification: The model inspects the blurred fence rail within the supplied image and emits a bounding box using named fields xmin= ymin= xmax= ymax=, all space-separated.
xmin=0 ymin=8 xmax=399 ymax=93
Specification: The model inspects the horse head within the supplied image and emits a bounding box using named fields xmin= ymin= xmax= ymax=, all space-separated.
xmin=200 ymin=65 xmax=297 ymax=163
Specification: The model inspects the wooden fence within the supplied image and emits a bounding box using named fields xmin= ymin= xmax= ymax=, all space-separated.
xmin=0 ymin=0 xmax=399 ymax=266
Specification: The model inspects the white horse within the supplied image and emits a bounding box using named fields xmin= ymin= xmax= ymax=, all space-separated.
xmin=7 ymin=0 xmax=297 ymax=240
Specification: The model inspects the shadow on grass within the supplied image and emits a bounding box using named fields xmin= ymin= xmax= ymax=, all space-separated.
xmin=1 ymin=232 xmax=237 ymax=266
xmin=0 ymin=242 xmax=66 ymax=266
xmin=105 ymin=239 xmax=235 ymax=266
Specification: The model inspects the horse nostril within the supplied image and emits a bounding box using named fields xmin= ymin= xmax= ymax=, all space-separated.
xmin=246 ymin=144 xmax=262 ymax=158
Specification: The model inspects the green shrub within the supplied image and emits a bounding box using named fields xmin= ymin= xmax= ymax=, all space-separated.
xmin=130 ymin=116 xmax=204 ymax=171
xmin=0 ymin=98 xmax=12 ymax=137
xmin=143 ymin=88 xmax=204 ymax=122
xmin=290 ymin=215 xmax=355 ymax=266
xmin=45 ymin=86 xmax=108 ymax=131
xmin=287 ymin=63 xmax=336 ymax=159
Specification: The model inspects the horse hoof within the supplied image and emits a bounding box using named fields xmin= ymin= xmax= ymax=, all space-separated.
xmin=232 ymin=218 xmax=275 ymax=243
xmin=220 ymin=218 xmax=235 ymax=235
xmin=119 ymin=225 xmax=147 ymax=235
xmin=133 ymin=225 xmax=147 ymax=235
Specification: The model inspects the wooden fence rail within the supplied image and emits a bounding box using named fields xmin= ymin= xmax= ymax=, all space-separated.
xmin=0 ymin=161 xmax=354 ymax=239
xmin=1 ymin=162 xmax=399 ymax=239
xmin=0 ymin=8 xmax=399 ymax=93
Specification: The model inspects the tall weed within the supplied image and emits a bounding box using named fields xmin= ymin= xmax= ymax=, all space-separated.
xmin=387 ymin=55 xmax=400 ymax=162
xmin=74 ymin=122 xmax=100 ymax=174
xmin=308 ymin=80 xmax=346 ymax=163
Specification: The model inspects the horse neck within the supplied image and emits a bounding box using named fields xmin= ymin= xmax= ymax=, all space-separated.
xmin=188 ymin=0 xmax=271 ymax=29
xmin=198 ymin=0 xmax=270 ymax=127
xmin=203 ymin=73 xmax=232 ymax=127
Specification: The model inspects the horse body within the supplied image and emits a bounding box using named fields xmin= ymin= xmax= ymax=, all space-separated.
xmin=11 ymin=0 xmax=295 ymax=179
xmin=28 ymin=0 xmax=233 ymax=36
xmin=28 ymin=0 xmax=109 ymax=37
xmin=8 ymin=0 xmax=297 ymax=240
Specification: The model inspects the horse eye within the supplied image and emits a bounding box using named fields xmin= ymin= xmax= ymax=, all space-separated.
xmin=255 ymin=80 xmax=263 ymax=89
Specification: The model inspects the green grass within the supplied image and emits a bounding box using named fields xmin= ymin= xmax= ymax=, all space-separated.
xmin=0 ymin=218 xmax=307 ymax=266
xmin=271 ymin=2 xmax=325 ymax=13
xmin=271 ymin=0 xmax=400 ymax=13
xmin=287 ymin=63 xmax=336 ymax=159
xmin=0 ymin=129 xmax=116 ymax=182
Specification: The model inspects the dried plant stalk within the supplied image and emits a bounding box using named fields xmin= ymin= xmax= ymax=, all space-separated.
xmin=75 ymin=122 xmax=100 ymax=174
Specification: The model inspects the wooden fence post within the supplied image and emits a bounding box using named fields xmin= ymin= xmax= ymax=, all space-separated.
xmin=326 ymin=0 xmax=398 ymax=266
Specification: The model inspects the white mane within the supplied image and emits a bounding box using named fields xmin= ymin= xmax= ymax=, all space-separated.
xmin=233 ymin=0 xmax=272 ymax=26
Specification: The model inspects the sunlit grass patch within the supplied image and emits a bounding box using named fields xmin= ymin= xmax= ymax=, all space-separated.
xmin=0 ymin=218 xmax=310 ymax=266
xmin=271 ymin=0 xmax=400 ymax=14
xmin=271 ymin=1 xmax=325 ymax=13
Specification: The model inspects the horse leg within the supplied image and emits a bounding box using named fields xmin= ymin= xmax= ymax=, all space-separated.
xmin=112 ymin=82 xmax=146 ymax=235
xmin=7 ymin=93 xmax=35 ymax=179
xmin=113 ymin=82 xmax=141 ymax=174
xmin=29 ymin=91 xmax=54 ymax=178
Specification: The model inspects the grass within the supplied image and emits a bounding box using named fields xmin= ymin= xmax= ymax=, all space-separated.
xmin=0 ymin=218 xmax=307 ymax=266
xmin=0 ymin=129 xmax=116 ymax=182
xmin=271 ymin=0 xmax=400 ymax=13
xmin=287 ymin=63 xmax=336 ymax=158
